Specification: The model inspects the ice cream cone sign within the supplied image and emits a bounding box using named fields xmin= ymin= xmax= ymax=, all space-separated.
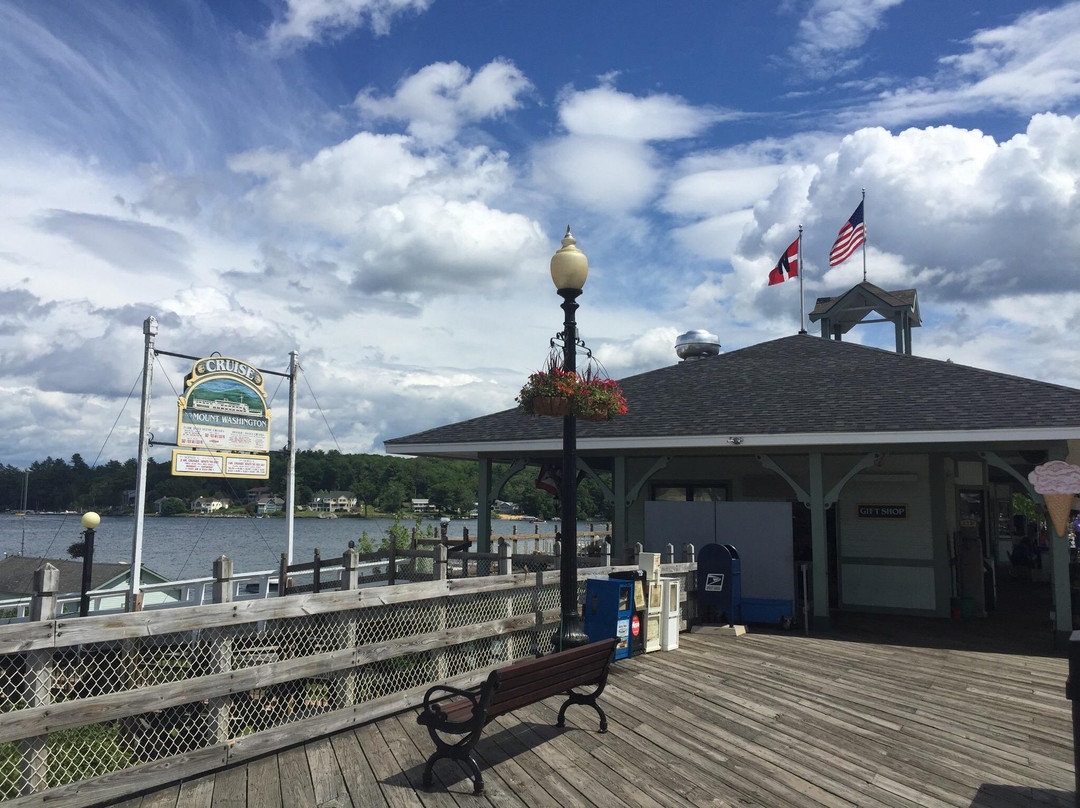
xmin=1027 ymin=461 xmax=1080 ymax=538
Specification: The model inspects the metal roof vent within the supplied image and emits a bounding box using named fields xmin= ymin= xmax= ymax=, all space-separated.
xmin=675 ymin=329 xmax=720 ymax=361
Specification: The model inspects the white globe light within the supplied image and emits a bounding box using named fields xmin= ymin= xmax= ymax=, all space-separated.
xmin=550 ymin=226 xmax=588 ymax=290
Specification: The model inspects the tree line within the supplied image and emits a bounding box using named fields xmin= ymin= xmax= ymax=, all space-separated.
xmin=0 ymin=451 xmax=613 ymax=520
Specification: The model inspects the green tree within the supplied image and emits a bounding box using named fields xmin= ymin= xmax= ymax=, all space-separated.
xmin=159 ymin=497 xmax=188 ymax=516
xmin=1012 ymin=493 xmax=1039 ymax=527
xmin=376 ymin=481 xmax=407 ymax=515
xmin=355 ymin=531 xmax=376 ymax=553
xmin=383 ymin=515 xmax=410 ymax=550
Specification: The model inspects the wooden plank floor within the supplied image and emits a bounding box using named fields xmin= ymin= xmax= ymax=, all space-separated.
xmin=103 ymin=600 xmax=1074 ymax=808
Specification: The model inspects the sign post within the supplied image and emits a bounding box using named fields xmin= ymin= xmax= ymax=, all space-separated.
xmin=286 ymin=351 xmax=298 ymax=563
xmin=129 ymin=316 xmax=157 ymax=612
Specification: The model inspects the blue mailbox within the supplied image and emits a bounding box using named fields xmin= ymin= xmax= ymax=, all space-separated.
xmin=697 ymin=543 xmax=741 ymax=626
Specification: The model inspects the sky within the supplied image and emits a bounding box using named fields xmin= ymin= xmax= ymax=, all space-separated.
xmin=3 ymin=0 xmax=1080 ymax=470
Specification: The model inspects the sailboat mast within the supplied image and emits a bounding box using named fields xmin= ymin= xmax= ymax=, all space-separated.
xmin=20 ymin=470 xmax=27 ymax=556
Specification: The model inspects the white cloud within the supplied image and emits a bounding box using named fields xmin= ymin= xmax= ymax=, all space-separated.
xmin=943 ymin=3 xmax=1080 ymax=111
xmin=532 ymin=136 xmax=661 ymax=213
xmin=662 ymin=148 xmax=824 ymax=262
xmin=790 ymin=0 xmax=904 ymax=79
xmin=737 ymin=114 xmax=1080 ymax=310
xmin=665 ymin=166 xmax=790 ymax=218
xmin=557 ymin=86 xmax=729 ymax=141
xmin=229 ymin=133 xmax=437 ymax=234
xmin=230 ymin=130 xmax=546 ymax=296
xmin=38 ymin=211 xmax=191 ymax=275
xmin=265 ymin=0 xmax=431 ymax=49
xmin=672 ymin=210 xmax=756 ymax=263
xmin=530 ymin=85 xmax=732 ymax=214
xmin=592 ymin=327 xmax=682 ymax=378
xmin=349 ymin=196 xmax=546 ymax=294
xmin=355 ymin=59 xmax=533 ymax=145
xmin=842 ymin=3 xmax=1080 ymax=127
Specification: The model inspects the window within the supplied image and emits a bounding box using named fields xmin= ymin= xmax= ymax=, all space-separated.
xmin=650 ymin=483 xmax=729 ymax=502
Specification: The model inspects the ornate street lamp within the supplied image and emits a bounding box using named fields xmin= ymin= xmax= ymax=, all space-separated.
xmin=550 ymin=226 xmax=590 ymax=650
xmin=79 ymin=511 xmax=100 ymax=618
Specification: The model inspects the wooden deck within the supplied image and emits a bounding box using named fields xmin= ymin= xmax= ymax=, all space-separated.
xmin=105 ymin=580 xmax=1073 ymax=808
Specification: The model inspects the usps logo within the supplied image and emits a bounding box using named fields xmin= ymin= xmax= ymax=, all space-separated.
xmin=704 ymin=573 xmax=725 ymax=592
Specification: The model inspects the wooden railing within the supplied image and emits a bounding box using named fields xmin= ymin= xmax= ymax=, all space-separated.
xmin=0 ymin=528 xmax=614 ymax=622
xmin=0 ymin=544 xmax=697 ymax=807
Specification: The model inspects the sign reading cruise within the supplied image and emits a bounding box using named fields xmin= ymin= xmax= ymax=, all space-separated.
xmin=172 ymin=355 xmax=271 ymax=478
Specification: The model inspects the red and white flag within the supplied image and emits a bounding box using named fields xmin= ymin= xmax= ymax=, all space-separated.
xmin=829 ymin=202 xmax=865 ymax=267
xmin=767 ymin=238 xmax=799 ymax=286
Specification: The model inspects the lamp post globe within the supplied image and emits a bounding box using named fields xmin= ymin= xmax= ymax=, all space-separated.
xmin=550 ymin=226 xmax=588 ymax=291
xmin=79 ymin=511 xmax=100 ymax=618
xmin=551 ymin=226 xmax=590 ymax=651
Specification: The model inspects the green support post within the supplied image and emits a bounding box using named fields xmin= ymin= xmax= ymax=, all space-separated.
xmin=809 ymin=451 xmax=830 ymax=630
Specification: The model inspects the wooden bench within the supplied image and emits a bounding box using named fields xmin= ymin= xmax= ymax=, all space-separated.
xmin=416 ymin=637 xmax=618 ymax=795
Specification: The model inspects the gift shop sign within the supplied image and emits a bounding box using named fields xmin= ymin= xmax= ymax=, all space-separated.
xmin=172 ymin=356 xmax=270 ymax=478
xmin=856 ymin=504 xmax=908 ymax=519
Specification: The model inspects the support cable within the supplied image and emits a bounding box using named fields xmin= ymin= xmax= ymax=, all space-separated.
xmin=299 ymin=363 xmax=343 ymax=453
xmin=37 ymin=368 xmax=145 ymax=561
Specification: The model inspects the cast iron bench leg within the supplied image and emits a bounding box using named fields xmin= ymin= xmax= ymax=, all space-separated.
xmin=463 ymin=755 xmax=484 ymax=795
xmin=557 ymin=693 xmax=608 ymax=733
xmin=422 ymin=753 xmax=437 ymax=789
xmin=421 ymin=745 xmax=485 ymax=794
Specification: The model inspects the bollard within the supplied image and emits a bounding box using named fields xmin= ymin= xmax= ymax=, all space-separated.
xmin=341 ymin=548 xmax=359 ymax=591
xmin=498 ymin=539 xmax=512 ymax=576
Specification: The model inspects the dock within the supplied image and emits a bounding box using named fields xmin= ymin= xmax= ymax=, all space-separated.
xmin=105 ymin=597 xmax=1071 ymax=808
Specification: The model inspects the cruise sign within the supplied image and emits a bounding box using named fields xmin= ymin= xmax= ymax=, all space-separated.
xmin=172 ymin=356 xmax=271 ymax=478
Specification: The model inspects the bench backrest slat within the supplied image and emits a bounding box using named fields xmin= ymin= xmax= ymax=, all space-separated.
xmin=486 ymin=639 xmax=616 ymax=719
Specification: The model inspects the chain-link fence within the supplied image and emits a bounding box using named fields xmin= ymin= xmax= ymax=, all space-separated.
xmin=0 ymin=558 xmax=560 ymax=803
xmin=0 ymin=549 xmax=695 ymax=806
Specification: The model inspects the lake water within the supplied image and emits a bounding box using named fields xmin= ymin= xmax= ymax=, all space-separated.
xmin=0 ymin=514 xmax=608 ymax=581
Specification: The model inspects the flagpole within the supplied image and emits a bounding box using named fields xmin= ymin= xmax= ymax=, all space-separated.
xmin=797 ymin=225 xmax=806 ymax=334
xmin=861 ymin=188 xmax=867 ymax=282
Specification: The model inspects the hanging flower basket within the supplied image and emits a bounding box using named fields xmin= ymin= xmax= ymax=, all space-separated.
xmin=517 ymin=366 xmax=580 ymax=417
xmin=517 ymin=356 xmax=627 ymax=421
xmin=575 ymin=408 xmax=610 ymax=422
xmin=533 ymin=396 xmax=572 ymax=417
xmin=573 ymin=376 xmax=628 ymax=421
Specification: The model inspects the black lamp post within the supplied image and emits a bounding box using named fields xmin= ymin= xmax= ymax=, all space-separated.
xmin=79 ymin=511 xmax=100 ymax=618
xmin=550 ymin=226 xmax=590 ymax=650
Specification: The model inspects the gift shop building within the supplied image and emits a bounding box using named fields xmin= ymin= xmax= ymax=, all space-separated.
xmin=387 ymin=285 xmax=1080 ymax=644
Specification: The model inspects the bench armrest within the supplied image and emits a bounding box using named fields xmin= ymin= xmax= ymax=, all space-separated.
xmin=417 ymin=684 xmax=482 ymax=731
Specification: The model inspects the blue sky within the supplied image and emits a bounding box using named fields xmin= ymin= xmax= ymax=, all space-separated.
xmin=2 ymin=0 xmax=1080 ymax=468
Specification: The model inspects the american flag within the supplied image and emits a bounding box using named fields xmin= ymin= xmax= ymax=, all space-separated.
xmin=829 ymin=201 xmax=865 ymax=267
xmin=767 ymin=237 xmax=799 ymax=286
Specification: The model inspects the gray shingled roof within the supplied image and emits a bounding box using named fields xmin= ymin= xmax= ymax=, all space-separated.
xmin=810 ymin=282 xmax=918 ymax=318
xmin=0 ymin=556 xmax=164 ymax=598
xmin=385 ymin=335 xmax=1080 ymax=449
